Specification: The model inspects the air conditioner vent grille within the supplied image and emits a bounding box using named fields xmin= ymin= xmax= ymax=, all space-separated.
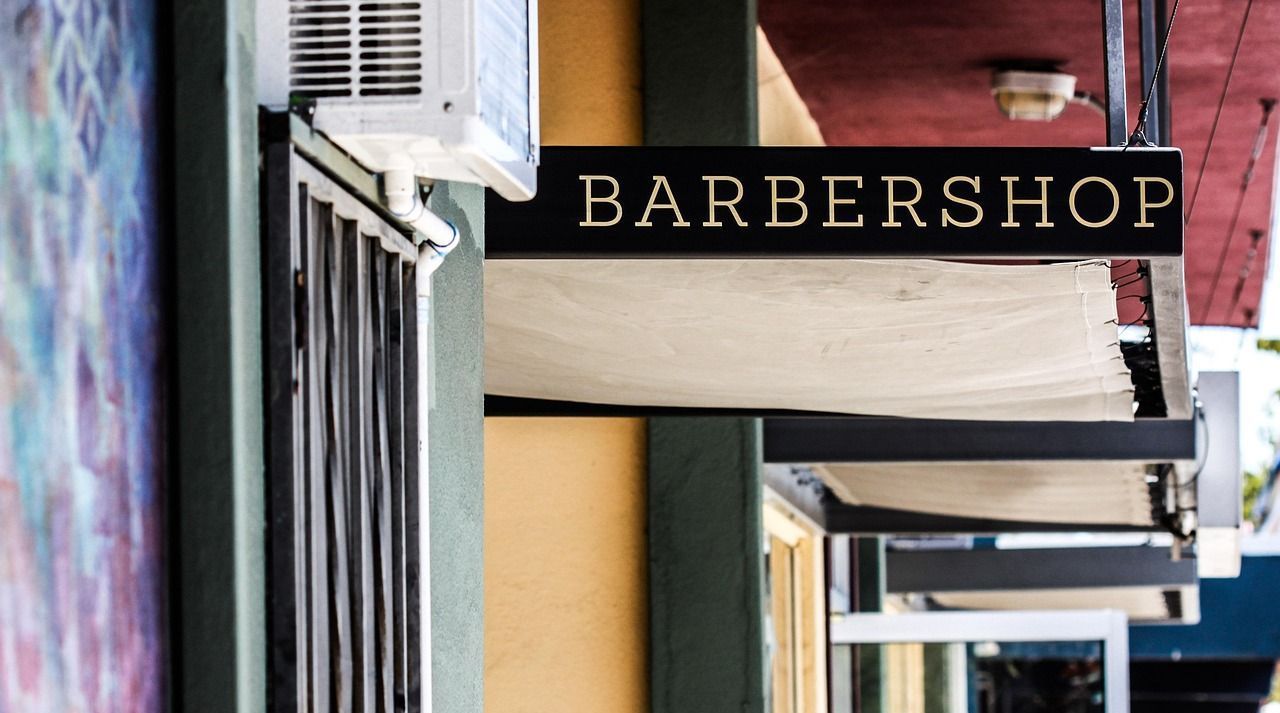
xmin=476 ymin=0 xmax=532 ymax=156
xmin=288 ymin=0 xmax=424 ymax=99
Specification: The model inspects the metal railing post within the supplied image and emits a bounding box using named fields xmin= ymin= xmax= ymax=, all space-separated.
xmin=1139 ymin=0 xmax=1163 ymax=145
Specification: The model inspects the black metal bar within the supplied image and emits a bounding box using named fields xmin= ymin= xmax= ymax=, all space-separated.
xmin=490 ymin=400 xmax=1199 ymax=463
xmin=387 ymin=255 xmax=409 ymax=712
xmin=822 ymin=502 xmax=1168 ymax=535
xmin=298 ymin=177 xmax=318 ymax=711
xmin=1139 ymin=0 xmax=1163 ymax=145
xmin=1156 ymin=0 xmax=1173 ymax=145
xmin=1102 ymin=0 xmax=1129 ymax=145
xmin=885 ymin=547 xmax=1196 ymax=593
xmin=263 ymin=134 xmax=299 ymax=713
xmin=486 ymin=395 xmax=862 ymax=418
xmin=401 ymin=260 xmax=422 ymax=713
xmin=371 ymin=248 xmax=396 ymax=713
xmin=763 ymin=416 xmax=1196 ymax=463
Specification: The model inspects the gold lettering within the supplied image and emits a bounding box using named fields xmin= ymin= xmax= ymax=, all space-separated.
xmin=822 ymin=176 xmax=864 ymax=227
xmin=1001 ymin=176 xmax=1054 ymax=227
xmin=882 ymin=176 xmax=926 ymax=227
xmin=1134 ymin=177 xmax=1174 ymax=228
xmin=579 ymin=175 xmax=623 ymax=227
xmin=635 ymin=175 xmax=691 ymax=227
xmin=941 ymin=176 xmax=982 ymax=228
xmin=1068 ymin=176 xmax=1120 ymax=228
xmin=765 ymin=176 xmax=808 ymax=227
xmin=702 ymin=176 xmax=748 ymax=227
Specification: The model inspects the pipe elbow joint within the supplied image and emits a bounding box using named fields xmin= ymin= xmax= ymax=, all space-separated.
xmin=383 ymin=169 xmax=460 ymax=264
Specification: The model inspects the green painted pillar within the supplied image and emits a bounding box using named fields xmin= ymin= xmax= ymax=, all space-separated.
xmin=856 ymin=537 xmax=886 ymax=613
xmin=426 ymin=183 xmax=486 ymax=713
xmin=856 ymin=537 xmax=888 ymax=713
xmin=171 ymin=0 xmax=265 ymax=711
xmin=923 ymin=644 xmax=952 ymax=713
xmin=645 ymin=2 xmax=762 ymax=712
xmin=643 ymin=0 xmax=758 ymax=146
xmin=649 ymin=418 xmax=767 ymax=713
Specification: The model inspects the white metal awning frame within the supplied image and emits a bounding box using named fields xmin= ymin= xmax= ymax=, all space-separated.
xmin=829 ymin=609 xmax=1130 ymax=713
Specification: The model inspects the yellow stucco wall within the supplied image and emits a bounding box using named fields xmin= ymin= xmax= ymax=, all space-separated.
xmin=483 ymin=418 xmax=648 ymax=713
xmin=536 ymin=0 xmax=643 ymax=146
xmin=484 ymin=1 xmax=647 ymax=711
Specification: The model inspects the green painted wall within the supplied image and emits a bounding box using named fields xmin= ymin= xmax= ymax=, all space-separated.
xmin=426 ymin=183 xmax=486 ymax=713
xmin=171 ymin=0 xmax=265 ymax=710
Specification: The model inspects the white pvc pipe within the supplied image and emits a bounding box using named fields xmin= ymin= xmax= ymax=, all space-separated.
xmin=415 ymin=241 xmax=434 ymax=712
xmin=385 ymin=169 xmax=459 ymax=271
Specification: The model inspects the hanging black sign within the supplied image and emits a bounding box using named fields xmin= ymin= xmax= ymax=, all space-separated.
xmin=485 ymin=146 xmax=1183 ymax=259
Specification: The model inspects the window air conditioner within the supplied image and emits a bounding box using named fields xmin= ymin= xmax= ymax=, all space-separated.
xmin=258 ymin=0 xmax=539 ymax=201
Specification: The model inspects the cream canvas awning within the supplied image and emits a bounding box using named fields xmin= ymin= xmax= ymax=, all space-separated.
xmin=485 ymin=258 xmax=1135 ymax=421
xmin=811 ymin=461 xmax=1156 ymax=526
xmin=929 ymin=587 xmax=1193 ymax=623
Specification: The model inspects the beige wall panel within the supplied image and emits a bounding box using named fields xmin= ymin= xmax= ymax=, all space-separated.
xmin=538 ymin=0 xmax=643 ymax=145
xmin=484 ymin=417 xmax=648 ymax=713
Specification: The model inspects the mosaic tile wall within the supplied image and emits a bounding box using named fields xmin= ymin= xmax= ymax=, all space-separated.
xmin=0 ymin=0 xmax=163 ymax=709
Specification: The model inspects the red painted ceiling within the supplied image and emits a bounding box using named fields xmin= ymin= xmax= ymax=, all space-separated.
xmin=760 ymin=0 xmax=1280 ymax=327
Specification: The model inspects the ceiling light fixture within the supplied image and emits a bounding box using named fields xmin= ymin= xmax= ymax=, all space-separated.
xmin=992 ymin=70 xmax=1079 ymax=121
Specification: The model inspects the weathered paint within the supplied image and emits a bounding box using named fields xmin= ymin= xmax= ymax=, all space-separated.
xmin=0 ymin=0 xmax=164 ymax=710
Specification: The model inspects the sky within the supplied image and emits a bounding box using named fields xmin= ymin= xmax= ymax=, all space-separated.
xmin=1190 ymin=325 xmax=1280 ymax=470
xmin=1189 ymin=209 xmax=1280 ymax=472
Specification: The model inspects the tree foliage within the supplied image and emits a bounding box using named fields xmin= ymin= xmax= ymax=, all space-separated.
xmin=1244 ymin=468 xmax=1268 ymax=522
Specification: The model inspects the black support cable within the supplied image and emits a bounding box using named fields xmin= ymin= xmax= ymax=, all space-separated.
xmin=1185 ymin=0 xmax=1256 ymax=224
xmin=1127 ymin=0 xmax=1181 ymax=147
